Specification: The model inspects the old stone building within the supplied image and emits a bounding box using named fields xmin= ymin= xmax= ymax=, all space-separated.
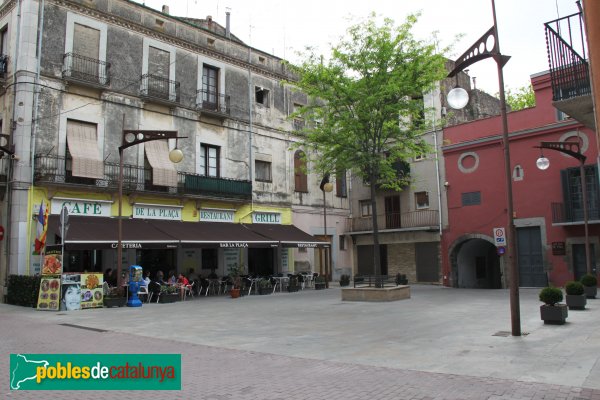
xmin=0 ymin=0 xmax=350 ymax=287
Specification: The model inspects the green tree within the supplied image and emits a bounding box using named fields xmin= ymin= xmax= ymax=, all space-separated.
xmin=504 ymin=84 xmax=535 ymax=111
xmin=289 ymin=14 xmax=447 ymax=276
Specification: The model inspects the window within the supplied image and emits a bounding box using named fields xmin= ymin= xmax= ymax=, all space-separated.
xmin=0 ymin=26 xmax=7 ymax=75
xmin=65 ymin=119 xmax=104 ymax=183
xmin=556 ymin=109 xmax=570 ymax=121
xmin=202 ymin=65 xmax=219 ymax=109
xmin=384 ymin=195 xmax=401 ymax=228
xmin=255 ymin=160 xmax=272 ymax=182
xmin=336 ymin=169 xmax=347 ymax=197
xmin=414 ymin=153 xmax=426 ymax=161
xmin=360 ymin=200 xmax=372 ymax=217
xmin=64 ymin=13 xmax=108 ymax=85
xmin=294 ymin=150 xmax=308 ymax=192
xmin=141 ymin=37 xmax=176 ymax=101
xmin=339 ymin=235 xmax=346 ymax=250
xmin=461 ymin=191 xmax=481 ymax=206
xmin=199 ymin=144 xmax=219 ymax=177
xmin=255 ymin=87 xmax=269 ymax=106
xmin=415 ymin=191 xmax=429 ymax=209
xmin=513 ymin=165 xmax=524 ymax=181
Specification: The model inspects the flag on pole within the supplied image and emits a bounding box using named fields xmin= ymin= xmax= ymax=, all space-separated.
xmin=34 ymin=201 xmax=48 ymax=255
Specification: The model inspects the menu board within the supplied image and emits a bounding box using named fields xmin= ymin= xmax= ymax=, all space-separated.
xmin=36 ymin=277 xmax=61 ymax=311
xmin=80 ymin=273 xmax=103 ymax=309
xmin=42 ymin=247 xmax=62 ymax=275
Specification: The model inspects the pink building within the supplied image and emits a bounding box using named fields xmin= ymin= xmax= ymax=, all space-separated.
xmin=441 ymin=72 xmax=599 ymax=288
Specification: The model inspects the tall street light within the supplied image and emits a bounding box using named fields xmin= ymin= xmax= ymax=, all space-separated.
xmin=446 ymin=0 xmax=521 ymax=336
xmin=320 ymin=173 xmax=334 ymax=288
xmin=536 ymin=140 xmax=592 ymax=276
xmin=117 ymin=130 xmax=185 ymax=288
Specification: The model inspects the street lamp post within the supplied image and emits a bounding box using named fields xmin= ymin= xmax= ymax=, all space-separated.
xmin=116 ymin=130 xmax=185 ymax=288
xmin=536 ymin=140 xmax=592 ymax=276
xmin=320 ymin=174 xmax=334 ymax=287
xmin=447 ymin=0 xmax=521 ymax=336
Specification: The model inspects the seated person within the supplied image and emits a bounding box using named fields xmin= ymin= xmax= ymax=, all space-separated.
xmin=208 ymin=269 xmax=218 ymax=279
xmin=177 ymin=273 xmax=189 ymax=287
xmin=141 ymin=271 xmax=151 ymax=287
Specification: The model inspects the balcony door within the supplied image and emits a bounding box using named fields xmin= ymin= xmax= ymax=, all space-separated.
xmin=202 ymin=65 xmax=218 ymax=110
xmin=384 ymin=195 xmax=401 ymax=229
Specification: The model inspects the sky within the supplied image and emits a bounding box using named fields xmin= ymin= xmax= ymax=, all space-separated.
xmin=132 ymin=0 xmax=580 ymax=95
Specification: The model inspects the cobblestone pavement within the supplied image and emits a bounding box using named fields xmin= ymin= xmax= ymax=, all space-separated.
xmin=2 ymin=285 xmax=600 ymax=399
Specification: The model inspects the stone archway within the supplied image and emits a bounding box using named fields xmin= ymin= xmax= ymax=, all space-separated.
xmin=449 ymin=234 xmax=503 ymax=289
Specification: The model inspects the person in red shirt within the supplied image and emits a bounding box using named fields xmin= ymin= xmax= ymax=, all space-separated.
xmin=177 ymin=274 xmax=190 ymax=300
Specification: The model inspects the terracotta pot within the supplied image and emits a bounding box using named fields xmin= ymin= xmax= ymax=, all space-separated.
xmin=230 ymin=288 xmax=241 ymax=298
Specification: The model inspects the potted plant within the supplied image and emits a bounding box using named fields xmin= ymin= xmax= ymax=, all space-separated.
xmin=314 ymin=275 xmax=326 ymax=290
xmin=565 ymin=281 xmax=586 ymax=310
xmin=339 ymin=274 xmax=350 ymax=287
xmin=287 ymin=275 xmax=300 ymax=292
xmin=258 ymin=278 xmax=273 ymax=295
xmin=395 ymin=273 xmax=408 ymax=286
xmin=539 ymin=286 xmax=568 ymax=325
xmin=580 ymin=274 xmax=597 ymax=299
xmin=103 ymin=286 xmax=126 ymax=308
xmin=158 ymin=284 xmax=179 ymax=303
xmin=228 ymin=264 xmax=244 ymax=298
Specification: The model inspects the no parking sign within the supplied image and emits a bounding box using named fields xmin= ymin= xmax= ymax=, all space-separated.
xmin=493 ymin=227 xmax=506 ymax=246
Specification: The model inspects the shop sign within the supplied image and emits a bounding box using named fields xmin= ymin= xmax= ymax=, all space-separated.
xmin=51 ymin=198 xmax=111 ymax=217
xmin=111 ymin=243 xmax=143 ymax=249
xmin=252 ymin=212 xmax=281 ymax=224
xmin=552 ymin=242 xmax=566 ymax=255
xmin=298 ymin=243 xmax=318 ymax=248
xmin=133 ymin=204 xmax=182 ymax=220
xmin=219 ymin=242 xmax=249 ymax=248
xmin=200 ymin=209 xmax=234 ymax=223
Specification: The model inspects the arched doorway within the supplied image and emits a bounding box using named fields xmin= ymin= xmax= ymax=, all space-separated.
xmin=450 ymin=236 xmax=502 ymax=289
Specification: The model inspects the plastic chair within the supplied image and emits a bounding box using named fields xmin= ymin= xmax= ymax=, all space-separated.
xmin=184 ymin=282 xmax=195 ymax=300
xmin=138 ymin=285 xmax=150 ymax=303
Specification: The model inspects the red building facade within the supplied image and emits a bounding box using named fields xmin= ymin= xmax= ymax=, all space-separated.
xmin=441 ymin=72 xmax=599 ymax=289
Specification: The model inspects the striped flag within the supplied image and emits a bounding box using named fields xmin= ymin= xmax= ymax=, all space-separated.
xmin=33 ymin=201 xmax=48 ymax=255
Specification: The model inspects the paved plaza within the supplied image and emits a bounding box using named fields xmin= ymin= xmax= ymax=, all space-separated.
xmin=2 ymin=284 xmax=600 ymax=399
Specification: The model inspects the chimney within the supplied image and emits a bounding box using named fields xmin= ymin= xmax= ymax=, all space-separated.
xmin=226 ymin=11 xmax=231 ymax=39
xmin=162 ymin=5 xmax=169 ymax=15
xmin=206 ymin=15 xmax=213 ymax=29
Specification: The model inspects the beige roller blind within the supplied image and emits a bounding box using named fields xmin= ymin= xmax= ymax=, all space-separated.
xmin=66 ymin=120 xmax=104 ymax=179
xmin=144 ymin=140 xmax=177 ymax=187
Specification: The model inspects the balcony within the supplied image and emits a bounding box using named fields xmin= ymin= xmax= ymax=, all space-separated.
xmin=196 ymin=89 xmax=230 ymax=119
xmin=551 ymin=202 xmax=600 ymax=225
xmin=62 ymin=53 xmax=110 ymax=88
xmin=34 ymin=154 xmax=252 ymax=201
xmin=544 ymin=12 xmax=594 ymax=129
xmin=347 ymin=210 xmax=439 ymax=233
xmin=140 ymin=74 xmax=180 ymax=106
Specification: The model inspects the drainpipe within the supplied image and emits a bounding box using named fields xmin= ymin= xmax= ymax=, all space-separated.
xmin=432 ymin=85 xmax=443 ymax=236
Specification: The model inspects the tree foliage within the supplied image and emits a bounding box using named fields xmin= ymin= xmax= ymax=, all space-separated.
xmin=288 ymin=14 xmax=447 ymax=189
xmin=505 ymin=84 xmax=535 ymax=111
xmin=288 ymin=14 xmax=447 ymax=274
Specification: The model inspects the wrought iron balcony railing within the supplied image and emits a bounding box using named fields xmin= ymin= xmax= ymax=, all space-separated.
xmin=545 ymin=12 xmax=590 ymax=101
xmin=551 ymin=202 xmax=600 ymax=224
xmin=347 ymin=210 xmax=439 ymax=232
xmin=62 ymin=53 xmax=110 ymax=86
xmin=196 ymin=89 xmax=230 ymax=117
xmin=140 ymin=74 xmax=180 ymax=104
xmin=34 ymin=154 xmax=252 ymax=200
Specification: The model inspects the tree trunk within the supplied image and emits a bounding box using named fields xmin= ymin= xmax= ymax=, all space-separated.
xmin=370 ymin=171 xmax=381 ymax=276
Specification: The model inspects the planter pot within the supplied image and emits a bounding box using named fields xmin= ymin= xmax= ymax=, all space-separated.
xmin=103 ymin=297 xmax=126 ymax=308
xmin=540 ymin=304 xmax=568 ymax=325
xmin=158 ymin=294 xmax=179 ymax=304
xmin=314 ymin=283 xmax=326 ymax=290
xmin=258 ymin=287 xmax=273 ymax=295
xmin=566 ymin=294 xmax=587 ymax=310
xmin=230 ymin=288 xmax=241 ymax=299
xmin=584 ymin=286 xmax=597 ymax=299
